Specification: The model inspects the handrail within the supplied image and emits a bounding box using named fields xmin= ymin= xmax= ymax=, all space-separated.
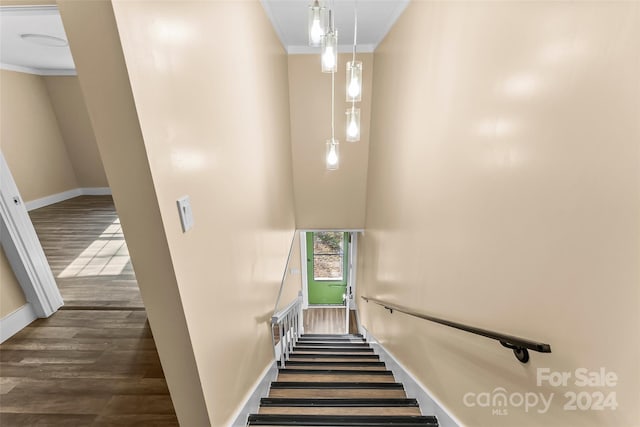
xmin=361 ymin=296 xmax=551 ymax=363
xmin=271 ymin=293 xmax=302 ymax=367
xmin=271 ymin=232 xmax=303 ymax=368
xmin=272 ymin=293 xmax=301 ymax=324
xmin=273 ymin=232 xmax=298 ymax=313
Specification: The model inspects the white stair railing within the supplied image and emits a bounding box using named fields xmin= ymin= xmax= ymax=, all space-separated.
xmin=272 ymin=292 xmax=302 ymax=367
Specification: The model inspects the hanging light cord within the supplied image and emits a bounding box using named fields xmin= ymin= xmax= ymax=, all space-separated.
xmin=351 ymin=0 xmax=358 ymax=111
xmin=351 ymin=1 xmax=357 ymax=67
xmin=331 ymin=62 xmax=335 ymax=140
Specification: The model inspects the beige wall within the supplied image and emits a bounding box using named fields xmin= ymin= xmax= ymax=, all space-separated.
xmin=0 ymin=247 xmax=26 ymax=318
xmin=289 ymin=53 xmax=372 ymax=229
xmin=358 ymin=2 xmax=639 ymax=427
xmin=60 ymin=0 xmax=295 ymax=425
xmin=0 ymin=70 xmax=79 ymax=202
xmin=44 ymin=76 xmax=109 ymax=188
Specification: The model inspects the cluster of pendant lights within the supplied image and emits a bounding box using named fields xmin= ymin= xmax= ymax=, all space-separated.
xmin=308 ymin=0 xmax=362 ymax=170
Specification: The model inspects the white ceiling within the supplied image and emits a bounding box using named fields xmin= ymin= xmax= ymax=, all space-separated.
xmin=261 ymin=0 xmax=409 ymax=53
xmin=0 ymin=1 xmax=408 ymax=76
xmin=0 ymin=6 xmax=75 ymax=75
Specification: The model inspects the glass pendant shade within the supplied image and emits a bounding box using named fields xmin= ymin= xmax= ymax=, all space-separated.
xmin=325 ymin=138 xmax=339 ymax=170
xmin=321 ymin=30 xmax=338 ymax=73
xmin=346 ymin=107 xmax=360 ymax=142
xmin=346 ymin=61 xmax=362 ymax=102
xmin=308 ymin=1 xmax=326 ymax=47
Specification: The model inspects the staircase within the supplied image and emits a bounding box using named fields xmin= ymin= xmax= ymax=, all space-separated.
xmin=247 ymin=334 xmax=438 ymax=426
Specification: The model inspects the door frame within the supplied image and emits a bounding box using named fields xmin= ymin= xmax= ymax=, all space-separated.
xmin=0 ymin=152 xmax=63 ymax=320
xmin=300 ymin=229 xmax=363 ymax=310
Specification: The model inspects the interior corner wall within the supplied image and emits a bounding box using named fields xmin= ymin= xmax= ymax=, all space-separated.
xmin=60 ymin=0 xmax=296 ymax=425
xmin=57 ymin=1 xmax=209 ymax=425
xmin=44 ymin=76 xmax=109 ymax=189
xmin=288 ymin=53 xmax=373 ymax=230
xmin=358 ymin=2 xmax=639 ymax=427
xmin=0 ymin=246 xmax=26 ymax=318
xmin=0 ymin=70 xmax=79 ymax=202
xmin=110 ymin=1 xmax=296 ymax=424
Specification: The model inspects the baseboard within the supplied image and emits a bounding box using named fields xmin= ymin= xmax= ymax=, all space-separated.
xmin=0 ymin=303 xmax=37 ymax=343
xmin=25 ymin=187 xmax=112 ymax=211
xmin=363 ymin=326 xmax=463 ymax=427
xmin=229 ymin=361 xmax=278 ymax=427
xmin=80 ymin=187 xmax=111 ymax=196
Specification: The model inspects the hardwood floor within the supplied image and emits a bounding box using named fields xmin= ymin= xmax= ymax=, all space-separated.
xmin=0 ymin=310 xmax=177 ymax=426
xmin=303 ymin=307 xmax=346 ymax=334
xmin=303 ymin=307 xmax=358 ymax=334
xmin=28 ymin=196 xmax=142 ymax=309
xmin=0 ymin=196 xmax=177 ymax=425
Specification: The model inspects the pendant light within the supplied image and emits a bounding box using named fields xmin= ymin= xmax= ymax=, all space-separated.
xmin=346 ymin=106 xmax=360 ymax=142
xmin=346 ymin=61 xmax=362 ymax=102
xmin=326 ymin=138 xmax=339 ymax=170
xmin=321 ymin=10 xmax=337 ymax=73
xmin=308 ymin=0 xmax=326 ymax=47
xmin=345 ymin=1 xmax=361 ymax=141
xmin=326 ymin=62 xmax=339 ymax=170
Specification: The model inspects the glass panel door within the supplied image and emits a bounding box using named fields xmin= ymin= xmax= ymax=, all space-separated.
xmin=306 ymin=231 xmax=348 ymax=305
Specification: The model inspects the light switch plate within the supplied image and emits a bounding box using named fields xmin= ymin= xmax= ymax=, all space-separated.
xmin=176 ymin=196 xmax=194 ymax=232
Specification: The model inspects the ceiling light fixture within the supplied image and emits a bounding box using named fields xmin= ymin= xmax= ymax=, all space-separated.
xmin=20 ymin=33 xmax=68 ymax=47
xmin=308 ymin=0 xmax=326 ymax=47
xmin=326 ymin=58 xmax=339 ymax=170
xmin=321 ymin=9 xmax=337 ymax=73
xmin=345 ymin=1 xmax=361 ymax=142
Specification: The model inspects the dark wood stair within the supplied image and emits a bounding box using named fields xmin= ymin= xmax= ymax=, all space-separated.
xmin=247 ymin=334 xmax=438 ymax=426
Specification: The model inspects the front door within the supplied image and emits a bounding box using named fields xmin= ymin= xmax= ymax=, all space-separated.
xmin=306 ymin=231 xmax=349 ymax=305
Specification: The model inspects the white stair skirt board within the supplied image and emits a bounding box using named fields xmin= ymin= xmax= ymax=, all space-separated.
xmin=25 ymin=187 xmax=112 ymax=211
xmin=0 ymin=303 xmax=37 ymax=343
xmin=230 ymin=361 xmax=278 ymax=427
xmin=363 ymin=326 xmax=462 ymax=427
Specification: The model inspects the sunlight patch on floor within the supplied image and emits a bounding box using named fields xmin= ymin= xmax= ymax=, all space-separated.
xmin=58 ymin=219 xmax=130 ymax=278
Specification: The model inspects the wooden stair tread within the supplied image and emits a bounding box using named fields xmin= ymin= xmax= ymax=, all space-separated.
xmin=277 ymin=374 xmax=396 ymax=383
xmin=247 ymin=414 xmax=438 ymax=426
xmin=258 ymin=407 xmax=422 ymax=416
xmin=268 ymin=389 xmax=408 ymax=399
xmin=261 ymin=398 xmax=419 ymax=407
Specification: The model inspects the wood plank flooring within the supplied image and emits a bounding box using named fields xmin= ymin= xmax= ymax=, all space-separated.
xmin=28 ymin=196 xmax=143 ymax=309
xmin=0 ymin=196 xmax=177 ymax=425
xmin=303 ymin=308 xmax=347 ymax=334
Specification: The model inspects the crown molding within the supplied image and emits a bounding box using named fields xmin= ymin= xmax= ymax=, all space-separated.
xmin=1 ymin=62 xmax=76 ymax=76
xmin=287 ymin=44 xmax=375 ymax=55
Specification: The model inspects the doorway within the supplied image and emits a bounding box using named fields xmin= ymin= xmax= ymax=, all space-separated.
xmin=306 ymin=231 xmax=349 ymax=305
xmin=301 ymin=231 xmax=359 ymax=334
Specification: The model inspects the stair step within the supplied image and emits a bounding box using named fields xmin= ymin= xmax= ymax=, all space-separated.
xmin=289 ymin=353 xmax=379 ymax=360
xmin=270 ymin=382 xmax=404 ymax=389
xmin=294 ymin=342 xmax=370 ymax=348
xmin=278 ymin=369 xmax=394 ymax=383
xmin=294 ymin=346 xmax=374 ymax=352
xmin=268 ymin=382 xmax=407 ymax=399
xmin=269 ymin=388 xmax=408 ymax=399
xmin=260 ymin=398 xmax=419 ymax=407
xmin=246 ymin=414 xmax=438 ymax=426
xmin=258 ymin=406 xmax=422 ymax=416
xmin=301 ymin=334 xmax=363 ymax=338
xmin=279 ymin=361 xmax=386 ymax=370
xmin=279 ymin=369 xmax=393 ymax=376
xmin=298 ymin=337 xmax=366 ymax=343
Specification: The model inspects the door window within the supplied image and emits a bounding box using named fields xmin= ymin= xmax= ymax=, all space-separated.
xmin=313 ymin=231 xmax=345 ymax=281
